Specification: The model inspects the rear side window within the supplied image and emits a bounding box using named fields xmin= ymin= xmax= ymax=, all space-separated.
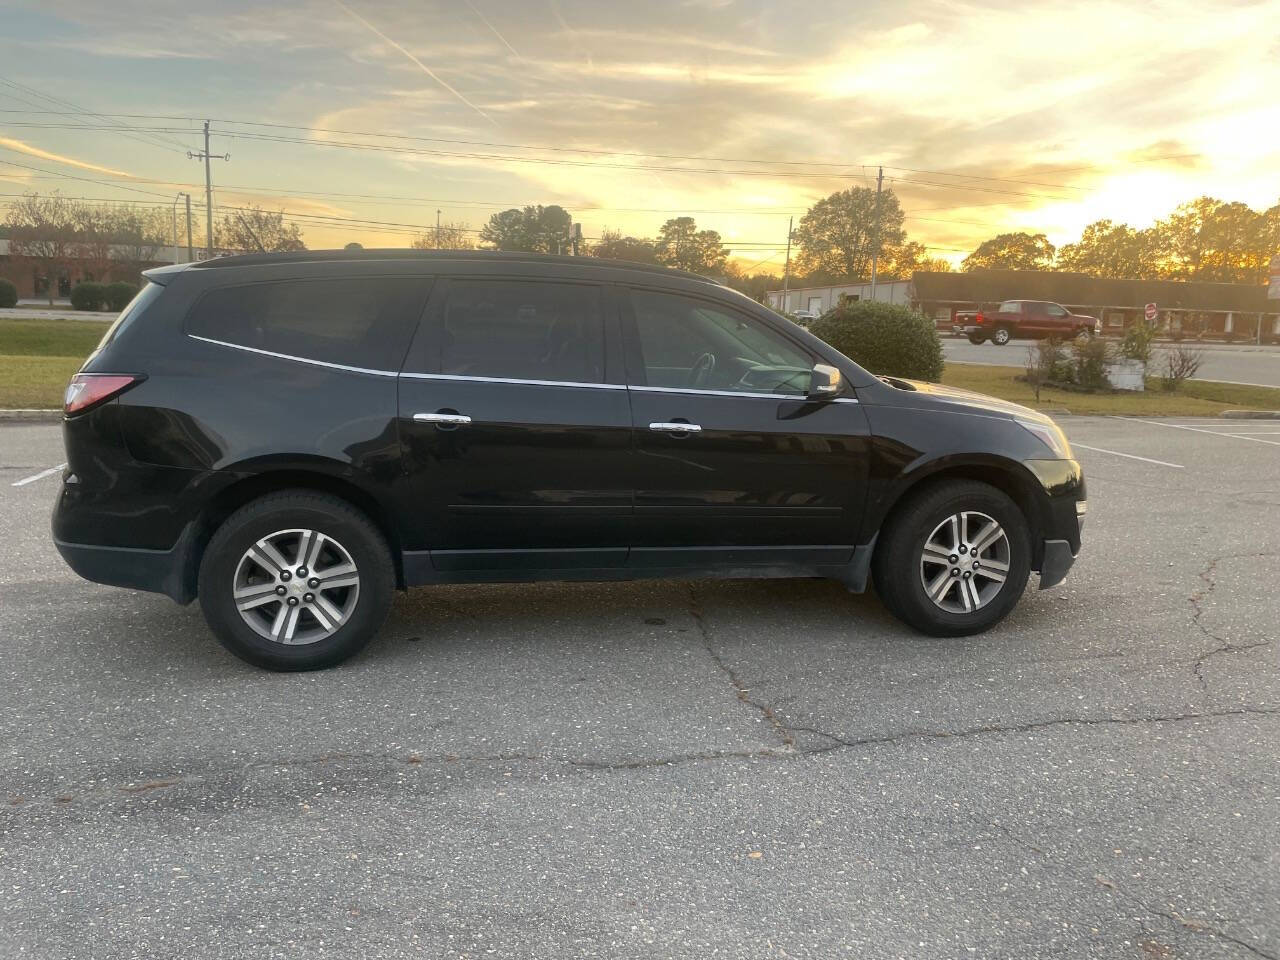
xmin=186 ymin=277 xmax=428 ymax=371
xmin=997 ymin=300 xmax=1022 ymax=314
xmin=97 ymin=281 xmax=164 ymax=350
xmin=439 ymin=280 xmax=604 ymax=384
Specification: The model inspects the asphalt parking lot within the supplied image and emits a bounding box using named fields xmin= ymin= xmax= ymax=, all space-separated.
xmin=2 ymin=419 xmax=1277 ymax=960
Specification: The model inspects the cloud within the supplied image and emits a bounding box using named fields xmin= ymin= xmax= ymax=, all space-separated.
xmin=0 ymin=136 xmax=139 ymax=178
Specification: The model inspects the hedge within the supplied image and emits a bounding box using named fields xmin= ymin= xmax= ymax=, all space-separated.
xmin=70 ymin=282 xmax=106 ymax=312
xmin=0 ymin=278 xmax=16 ymax=309
xmin=808 ymin=299 xmax=944 ymax=382
xmin=104 ymin=281 xmax=139 ymax=312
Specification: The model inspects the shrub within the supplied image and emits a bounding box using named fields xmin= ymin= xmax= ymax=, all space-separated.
xmin=0 ymin=278 xmax=16 ymax=309
xmin=808 ymin=300 xmax=943 ymax=382
xmin=1160 ymin=343 xmax=1204 ymax=391
xmin=104 ymin=281 xmax=139 ymax=312
xmin=70 ymin=282 xmax=106 ymax=312
xmin=1070 ymin=336 xmax=1114 ymax=391
xmin=1119 ymin=320 xmax=1156 ymax=370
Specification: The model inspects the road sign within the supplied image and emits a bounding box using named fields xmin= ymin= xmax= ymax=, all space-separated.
xmin=1144 ymin=302 xmax=1158 ymax=321
xmin=1269 ymin=255 xmax=1280 ymax=299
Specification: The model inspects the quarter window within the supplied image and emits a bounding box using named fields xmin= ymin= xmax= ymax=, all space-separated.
xmin=186 ymin=277 xmax=428 ymax=371
xmin=439 ymin=280 xmax=605 ymax=384
xmin=629 ymin=290 xmax=812 ymax=394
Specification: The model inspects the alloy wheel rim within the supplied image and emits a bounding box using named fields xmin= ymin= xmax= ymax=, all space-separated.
xmin=995 ymin=329 xmax=1009 ymax=344
xmin=232 ymin=528 xmax=360 ymax=645
xmin=918 ymin=510 xmax=1011 ymax=614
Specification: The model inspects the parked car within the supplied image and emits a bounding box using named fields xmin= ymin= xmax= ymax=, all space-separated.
xmin=790 ymin=308 xmax=821 ymax=324
xmin=54 ymin=251 xmax=1086 ymax=670
xmin=954 ymin=300 xmax=1101 ymax=345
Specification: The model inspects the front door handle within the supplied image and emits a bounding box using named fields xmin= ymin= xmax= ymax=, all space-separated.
xmin=415 ymin=412 xmax=472 ymax=426
xmin=649 ymin=421 xmax=701 ymax=433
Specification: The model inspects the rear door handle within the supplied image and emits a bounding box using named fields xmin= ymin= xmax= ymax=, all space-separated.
xmin=649 ymin=421 xmax=701 ymax=433
xmin=414 ymin=412 xmax=472 ymax=425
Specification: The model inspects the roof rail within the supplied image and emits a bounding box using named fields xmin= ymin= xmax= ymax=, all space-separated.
xmin=189 ymin=248 xmax=720 ymax=284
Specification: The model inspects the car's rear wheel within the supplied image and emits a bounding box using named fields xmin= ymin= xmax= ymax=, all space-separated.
xmin=198 ymin=491 xmax=394 ymax=671
xmin=991 ymin=326 xmax=1012 ymax=346
xmin=967 ymin=333 xmax=985 ymax=345
xmin=873 ymin=480 xmax=1031 ymax=636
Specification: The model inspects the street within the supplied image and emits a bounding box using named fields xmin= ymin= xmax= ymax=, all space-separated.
xmin=2 ymin=418 xmax=1278 ymax=959
xmin=943 ymin=336 xmax=1280 ymax=388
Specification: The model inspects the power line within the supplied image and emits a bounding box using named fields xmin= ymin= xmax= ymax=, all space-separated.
xmin=0 ymin=78 xmax=189 ymax=154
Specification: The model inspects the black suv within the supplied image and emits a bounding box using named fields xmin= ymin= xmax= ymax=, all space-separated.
xmin=54 ymin=251 xmax=1085 ymax=670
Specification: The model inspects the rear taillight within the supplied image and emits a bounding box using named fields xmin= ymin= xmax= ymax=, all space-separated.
xmin=63 ymin=374 xmax=143 ymax=416
xmin=975 ymin=311 xmax=986 ymax=324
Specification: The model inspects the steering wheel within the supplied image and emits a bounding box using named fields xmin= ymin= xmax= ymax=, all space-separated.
xmin=688 ymin=351 xmax=716 ymax=388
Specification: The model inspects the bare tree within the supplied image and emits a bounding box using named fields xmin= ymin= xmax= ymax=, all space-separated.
xmin=411 ymin=222 xmax=475 ymax=250
xmin=4 ymin=193 xmax=76 ymax=304
xmin=1160 ymin=344 xmax=1204 ymax=391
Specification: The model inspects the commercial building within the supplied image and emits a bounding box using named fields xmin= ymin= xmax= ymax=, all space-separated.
xmin=766 ymin=279 xmax=910 ymax=314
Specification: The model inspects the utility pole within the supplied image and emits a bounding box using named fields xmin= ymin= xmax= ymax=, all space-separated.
xmin=571 ymin=223 xmax=582 ymax=256
xmin=782 ymin=215 xmax=792 ymax=313
xmin=188 ymin=121 xmax=228 ymax=258
xmin=183 ymin=193 xmax=193 ymax=262
xmin=869 ymin=166 xmax=883 ymax=302
xmin=435 ymin=209 xmax=441 ymax=249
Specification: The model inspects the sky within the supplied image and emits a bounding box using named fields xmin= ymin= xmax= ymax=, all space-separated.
xmin=0 ymin=0 xmax=1277 ymax=271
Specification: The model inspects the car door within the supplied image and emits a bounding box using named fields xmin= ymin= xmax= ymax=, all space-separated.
xmin=397 ymin=276 xmax=633 ymax=575
xmin=620 ymin=285 xmax=871 ymax=569
xmin=1019 ymin=301 xmax=1047 ymax=336
xmin=1043 ymin=302 xmax=1071 ymax=336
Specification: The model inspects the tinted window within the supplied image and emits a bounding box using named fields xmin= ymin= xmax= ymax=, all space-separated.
xmin=630 ymin=290 xmax=812 ymax=394
xmin=1045 ymin=303 xmax=1068 ymax=316
xmin=187 ymin=277 xmax=427 ymax=370
xmin=439 ymin=280 xmax=604 ymax=384
xmin=997 ymin=300 xmax=1022 ymax=314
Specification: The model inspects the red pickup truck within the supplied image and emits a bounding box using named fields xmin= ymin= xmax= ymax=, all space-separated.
xmin=953 ymin=300 xmax=1101 ymax=345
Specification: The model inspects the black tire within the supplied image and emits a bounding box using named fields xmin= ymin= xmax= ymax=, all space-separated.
xmin=991 ymin=326 xmax=1012 ymax=346
xmin=198 ymin=490 xmax=394 ymax=671
xmin=872 ymin=480 xmax=1031 ymax=637
xmin=967 ymin=333 xmax=985 ymax=345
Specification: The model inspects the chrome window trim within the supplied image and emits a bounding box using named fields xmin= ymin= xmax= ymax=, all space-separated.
xmin=399 ymin=372 xmax=625 ymax=390
xmin=631 ymin=384 xmax=859 ymax=403
xmin=186 ymin=335 xmax=398 ymax=377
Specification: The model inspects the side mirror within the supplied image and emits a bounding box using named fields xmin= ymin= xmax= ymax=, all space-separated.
xmin=807 ymin=363 xmax=842 ymax=399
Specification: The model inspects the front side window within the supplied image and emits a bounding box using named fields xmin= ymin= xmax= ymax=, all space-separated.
xmin=1045 ymin=303 xmax=1068 ymax=317
xmin=438 ymin=280 xmax=604 ymax=384
xmin=187 ymin=277 xmax=427 ymax=370
xmin=997 ymin=300 xmax=1023 ymax=314
xmin=629 ymin=289 xmax=812 ymax=395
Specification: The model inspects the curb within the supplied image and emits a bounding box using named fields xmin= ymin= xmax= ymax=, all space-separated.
xmin=1220 ymin=410 xmax=1280 ymax=419
xmin=0 ymin=410 xmax=62 ymax=423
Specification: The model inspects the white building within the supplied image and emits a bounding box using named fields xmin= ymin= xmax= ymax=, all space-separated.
xmin=766 ymin=279 xmax=911 ymax=315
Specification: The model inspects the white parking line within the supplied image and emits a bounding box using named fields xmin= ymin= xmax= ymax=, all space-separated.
xmin=10 ymin=463 xmax=65 ymax=487
xmin=1072 ymin=443 xmax=1184 ymax=468
xmin=1112 ymin=417 xmax=1280 ymax=447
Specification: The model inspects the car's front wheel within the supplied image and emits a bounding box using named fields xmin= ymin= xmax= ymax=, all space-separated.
xmin=198 ymin=491 xmax=395 ymax=670
xmin=873 ymin=480 xmax=1031 ymax=636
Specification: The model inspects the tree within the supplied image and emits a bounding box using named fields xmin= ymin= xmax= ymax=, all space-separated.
xmin=876 ymin=240 xmax=941 ymax=281
xmin=479 ymin=205 xmax=572 ymax=254
xmin=793 ymin=187 xmax=906 ymax=284
xmin=720 ymin=260 xmax=777 ymax=302
xmin=411 ymin=222 xmax=475 ymax=250
xmin=654 ymin=217 xmax=728 ymax=273
xmin=109 ymin=206 xmax=168 ymax=280
xmin=962 ymin=232 xmax=1055 ymax=271
xmin=589 ymin=229 xmax=660 ymax=264
xmin=1055 ymin=219 xmax=1161 ymax=279
xmin=216 ymin=206 xmax=306 ymax=253
xmin=4 ymin=192 xmax=76 ymax=304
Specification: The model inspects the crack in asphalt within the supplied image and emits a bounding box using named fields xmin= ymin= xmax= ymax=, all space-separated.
xmin=9 ymin=705 xmax=1277 ymax=812
xmin=688 ymin=585 xmax=797 ymax=750
xmin=1096 ymin=874 xmax=1279 ymax=960
xmin=1188 ymin=552 xmax=1279 ymax=697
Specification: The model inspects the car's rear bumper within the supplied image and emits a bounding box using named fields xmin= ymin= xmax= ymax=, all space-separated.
xmin=53 ymin=525 xmax=197 ymax=604
xmin=953 ymin=324 xmax=984 ymax=336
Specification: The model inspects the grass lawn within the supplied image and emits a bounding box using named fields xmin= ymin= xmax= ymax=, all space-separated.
xmin=0 ymin=355 xmax=83 ymax=408
xmin=942 ymin=363 xmax=1280 ymax=416
xmin=0 ymin=317 xmax=108 ymax=357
